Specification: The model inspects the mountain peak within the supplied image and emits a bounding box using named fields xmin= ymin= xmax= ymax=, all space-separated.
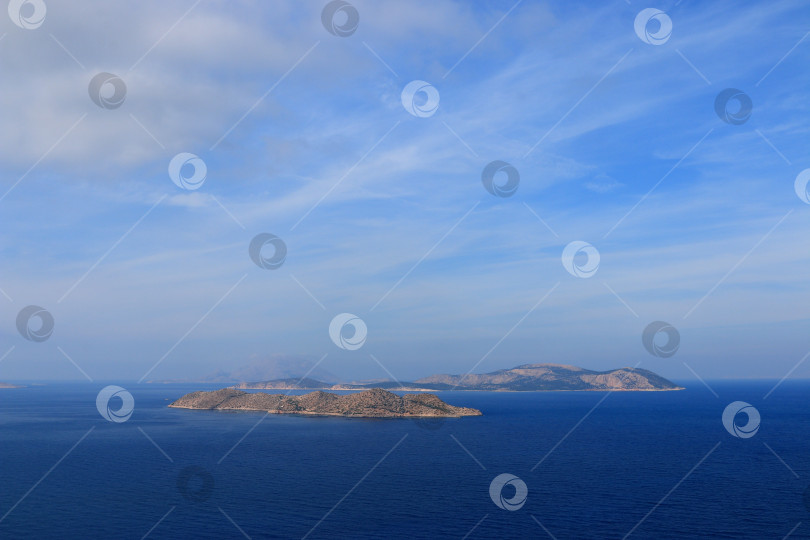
xmin=235 ymin=363 xmax=682 ymax=392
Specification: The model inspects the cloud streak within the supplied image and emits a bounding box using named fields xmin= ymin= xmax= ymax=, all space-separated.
xmin=1 ymin=0 xmax=809 ymax=382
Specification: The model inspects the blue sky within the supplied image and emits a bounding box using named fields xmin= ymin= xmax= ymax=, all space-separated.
xmin=1 ymin=0 xmax=809 ymax=383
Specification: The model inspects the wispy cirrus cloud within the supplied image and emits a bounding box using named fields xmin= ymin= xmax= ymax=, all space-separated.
xmin=1 ymin=0 xmax=809 ymax=383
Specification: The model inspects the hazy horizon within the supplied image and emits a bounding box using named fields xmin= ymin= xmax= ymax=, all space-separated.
xmin=4 ymin=362 xmax=810 ymax=385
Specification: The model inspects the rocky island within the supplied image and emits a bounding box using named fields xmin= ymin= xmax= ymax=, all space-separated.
xmin=169 ymin=387 xmax=482 ymax=418
xmin=236 ymin=363 xmax=683 ymax=392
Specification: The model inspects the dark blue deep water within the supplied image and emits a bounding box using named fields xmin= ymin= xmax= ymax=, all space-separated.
xmin=1 ymin=381 xmax=809 ymax=539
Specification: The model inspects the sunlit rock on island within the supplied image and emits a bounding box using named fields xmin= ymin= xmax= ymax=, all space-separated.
xmin=168 ymin=387 xmax=482 ymax=418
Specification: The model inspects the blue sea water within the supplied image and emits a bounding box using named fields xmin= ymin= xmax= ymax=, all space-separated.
xmin=1 ymin=381 xmax=808 ymax=539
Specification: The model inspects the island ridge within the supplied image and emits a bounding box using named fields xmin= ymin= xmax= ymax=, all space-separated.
xmin=169 ymin=387 xmax=483 ymax=418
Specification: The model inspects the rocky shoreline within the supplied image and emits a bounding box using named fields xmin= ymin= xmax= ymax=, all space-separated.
xmin=169 ymin=387 xmax=482 ymax=418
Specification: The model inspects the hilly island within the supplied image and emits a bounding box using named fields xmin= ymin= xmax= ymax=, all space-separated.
xmin=234 ymin=363 xmax=683 ymax=392
xmin=169 ymin=387 xmax=482 ymax=418
xmin=169 ymin=364 xmax=680 ymax=418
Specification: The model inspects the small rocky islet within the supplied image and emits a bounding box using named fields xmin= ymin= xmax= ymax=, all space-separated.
xmin=168 ymin=387 xmax=482 ymax=418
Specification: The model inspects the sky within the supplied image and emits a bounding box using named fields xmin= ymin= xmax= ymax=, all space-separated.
xmin=1 ymin=0 xmax=809 ymax=384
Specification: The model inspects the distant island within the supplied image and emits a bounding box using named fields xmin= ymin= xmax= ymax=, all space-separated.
xmin=235 ymin=363 xmax=683 ymax=392
xmin=169 ymin=387 xmax=482 ymax=418
xmin=0 ymin=382 xmax=24 ymax=389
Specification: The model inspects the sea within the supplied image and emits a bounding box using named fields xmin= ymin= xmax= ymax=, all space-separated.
xmin=0 ymin=381 xmax=808 ymax=539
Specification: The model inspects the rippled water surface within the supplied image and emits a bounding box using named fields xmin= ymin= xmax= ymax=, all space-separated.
xmin=0 ymin=381 xmax=807 ymax=538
